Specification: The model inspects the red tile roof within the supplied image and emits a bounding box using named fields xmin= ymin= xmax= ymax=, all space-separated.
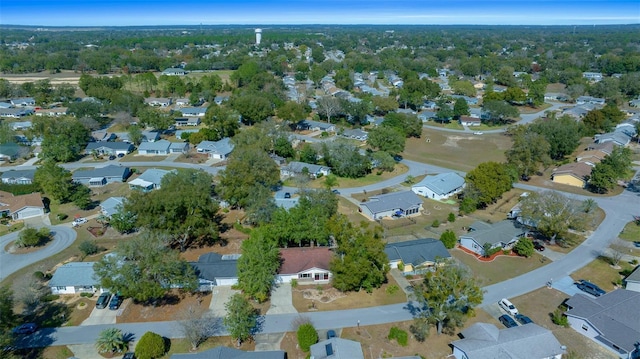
xmin=278 ymin=247 xmax=333 ymax=275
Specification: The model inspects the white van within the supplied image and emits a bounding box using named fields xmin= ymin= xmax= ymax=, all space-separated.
xmin=499 ymin=298 xmax=518 ymax=315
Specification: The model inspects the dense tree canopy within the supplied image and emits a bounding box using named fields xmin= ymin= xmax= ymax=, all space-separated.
xmin=236 ymin=228 xmax=281 ymax=302
xmin=367 ymin=126 xmax=406 ymax=155
xmin=462 ymin=162 xmax=515 ymax=212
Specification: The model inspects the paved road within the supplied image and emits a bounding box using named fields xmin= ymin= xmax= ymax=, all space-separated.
xmin=0 ymin=225 xmax=77 ymax=282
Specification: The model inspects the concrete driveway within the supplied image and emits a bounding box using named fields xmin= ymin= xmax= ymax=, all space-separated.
xmin=208 ymin=286 xmax=239 ymax=317
xmin=266 ymin=283 xmax=297 ymax=315
xmin=81 ymin=306 xmax=118 ymax=326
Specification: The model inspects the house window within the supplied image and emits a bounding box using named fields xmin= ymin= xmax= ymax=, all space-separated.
xmin=582 ymin=324 xmax=588 ymax=332
xmin=56 ymin=286 xmax=65 ymax=290
xmin=299 ymin=273 xmax=311 ymax=279
xmin=314 ymin=273 xmax=329 ymax=281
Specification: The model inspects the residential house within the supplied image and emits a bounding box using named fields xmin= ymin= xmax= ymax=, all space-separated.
xmin=100 ymin=197 xmax=125 ymax=218
xmin=144 ymin=97 xmax=172 ymax=107
xmin=0 ymin=143 xmax=23 ymax=161
xmin=411 ymin=172 xmax=465 ymax=200
xmin=576 ymin=96 xmax=605 ymax=106
xmin=179 ymin=107 xmax=207 ymax=117
xmin=565 ymin=289 xmax=640 ymax=358
xmin=190 ymin=252 xmax=240 ymax=290
xmin=310 ymin=338 xmax=364 ymax=359
xmin=10 ymin=121 xmax=32 ymax=130
xmin=48 ymin=262 xmax=101 ymax=295
xmin=174 ymin=98 xmax=190 ymax=107
xmin=141 ymin=130 xmax=161 ymax=142
xmin=174 ymin=117 xmax=200 ymax=126
xmin=214 ymin=96 xmax=229 ymax=105
xmin=582 ymin=72 xmax=604 ymax=82
xmin=586 ymin=141 xmax=614 ymax=154
xmin=72 ymin=165 xmax=131 ymax=187
xmin=85 ymin=142 xmax=133 ymax=156
xmin=170 ymin=142 xmax=189 ymax=154
xmin=276 ymin=247 xmax=333 ymax=284
xmin=137 ymin=139 xmax=172 ymax=155
xmin=551 ymin=162 xmax=593 ymax=188
xmin=459 ymin=116 xmax=481 ymax=126
xmin=594 ymin=131 xmax=632 ymax=147
xmin=128 ymin=168 xmax=174 ymax=192
xmin=162 ymin=68 xmax=186 ymax=76
xmin=366 ymin=115 xmax=385 ymax=126
xmin=170 ymin=347 xmax=285 ymax=359
xmin=0 ymin=169 xmax=35 ymax=184
xmin=10 ymin=97 xmax=35 ymax=107
xmin=35 ymin=107 xmax=67 ymax=117
xmin=281 ymin=161 xmax=331 ymax=179
xmin=575 ymin=149 xmax=608 ymax=167
xmin=459 ymin=220 xmax=526 ymax=255
xmin=341 ymin=128 xmax=368 ymax=141
xmin=0 ymin=108 xmax=33 ymax=118
xmin=629 ymin=97 xmax=640 ymax=108
xmin=422 ymin=100 xmax=437 ymax=110
xmin=359 ymin=191 xmax=423 ymax=221
xmin=297 ymin=119 xmax=336 ymax=133
xmin=175 ymin=129 xmax=199 ymax=140
xmin=451 ymin=95 xmax=479 ymax=105
xmin=0 ymin=191 xmax=44 ymax=220
xmin=90 ymin=130 xmax=117 ymax=142
xmin=418 ymin=111 xmax=436 ymax=122
xmin=451 ymin=323 xmax=564 ymax=359
xmin=624 ymin=266 xmax=640 ymax=293
xmin=544 ymin=92 xmax=569 ymax=102
xmin=0 ymin=102 xmax=11 ymax=109
xmin=384 ymin=238 xmax=451 ymax=275
xmin=562 ymin=104 xmax=598 ymax=119
xmin=196 ymin=138 xmax=234 ymax=159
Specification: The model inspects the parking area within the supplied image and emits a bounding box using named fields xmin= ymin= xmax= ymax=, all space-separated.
xmin=80 ymin=305 xmax=119 ymax=326
xmin=208 ymin=286 xmax=239 ymax=317
xmin=266 ymin=283 xmax=297 ymax=315
xmin=550 ymin=276 xmax=586 ymax=297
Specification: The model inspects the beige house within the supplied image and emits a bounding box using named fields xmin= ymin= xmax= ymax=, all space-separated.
xmin=552 ymin=162 xmax=592 ymax=188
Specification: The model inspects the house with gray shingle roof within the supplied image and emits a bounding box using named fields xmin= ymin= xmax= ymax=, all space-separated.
xmin=196 ymin=138 xmax=234 ymax=159
xmin=310 ymin=338 xmax=364 ymax=359
xmin=162 ymin=68 xmax=186 ymax=76
xmin=385 ymin=238 xmax=451 ymax=275
xmin=281 ymin=161 xmax=330 ymax=179
xmin=178 ymin=107 xmax=207 ymax=117
xmin=138 ymin=139 xmax=172 ymax=155
xmin=0 ymin=169 xmax=35 ymax=184
xmin=85 ymin=142 xmax=134 ymax=156
xmin=100 ymin=197 xmax=126 ymax=218
xmin=341 ymin=128 xmax=368 ymax=141
xmin=565 ymin=289 xmax=640 ymax=358
xmin=49 ymin=262 xmax=101 ymax=295
xmin=451 ymin=322 xmax=564 ymax=359
xmin=10 ymin=97 xmax=35 ymax=107
xmin=624 ymin=266 xmax=640 ymax=293
xmin=190 ymin=252 xmax=240 ymax=290
xmin=360 ymin=191 xmax=423 ymax=221
xmin=0 ymin=107 xmax=33 ymax=118
xmin=72 ymin=165 xmax=131 ymax=187
xmin=411 ymin=172 xmax=465 ymax=200
xmin=459 ymin=220 xmax=526 ymax=256
xmin=0 ymin=143 xmax=23 ymax=161
xmin=128 ymin=168 xmax=174 ymax=192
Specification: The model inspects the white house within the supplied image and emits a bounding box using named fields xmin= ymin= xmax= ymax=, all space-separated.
xmin=624 ymin=266 xmax=640 ymax=293
xmin=411 ymin=172 xmax=465 ymax=200
xmin=49 ymin=262 xmax=101 ymax=295
xmin=276 ymin=247 xmax=332 ymax=284
xmin=359 ymin=191 xmax=423 ymax=221
xmin=280 ymin=161 xmax=331 ymax=179
xmin=137 ymin=139 xmax=173 ymax=155
xmin=459 ymin=221 xmax=526 ymax=255
xmin=196 ymin=138 xmax=234 ymax=159
xmin=0 ymin=191 xmax=45 ymax=220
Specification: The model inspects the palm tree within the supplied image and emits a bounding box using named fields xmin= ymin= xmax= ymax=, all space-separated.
xmin=95 ymin=328 xmax=127 ymax=354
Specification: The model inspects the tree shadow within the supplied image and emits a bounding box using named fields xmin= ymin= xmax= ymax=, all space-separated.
xmin=252 ymin=313 xmax=265 ymax=336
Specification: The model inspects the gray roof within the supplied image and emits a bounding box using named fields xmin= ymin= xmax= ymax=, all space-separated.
xmin=594 ymin=131 xmax=631 ymax=146
xmin=625 ymin=265 xmax=640 ymax=284
xmin=452 ymin=323 xmax=564 ymax=359
xmin=48 ymin=262 xmax=99 ymax=287
xmin=100 ymin=197 xmax=125 ymax=217
xmin=170 ymin=346 xmax=285 ymax=359
xmin=86 ymin=142 xmax=133 ymax=151
xmin=462 ymin=220 xmax=525 ymax=246
xmin=135 ymin=168 xmax=173 ymax=186
xmin=0 ymin=169 xmax=35 ymax=181
xmin=196 ymin=138 xmax=234 ymax=156
xmin=180 ymin=107 xmax=207 ymax=116
xmin=190 ymin=252 xmax=239 ymax=281
xmin=72 ymin=165 xmax=129 ymax=180
xmin=565 ymin=289 xmax=640 ymax=352
xmin=412 ymin=172 xmax=465 ymax=196
xmin=284 ymin=161 xmax=329 ymax=175
xmin=138 ymin=139 xmax=171 ymax=152
xmin=384 ymin=238 xmax=451 ymax=266
xmin=360 ymin=191 xmax=422 ymax=215
xmin=310 ymin=338 xmax=364 ymax=359
xmin=0 ymin=143 xmax=21 ymax=156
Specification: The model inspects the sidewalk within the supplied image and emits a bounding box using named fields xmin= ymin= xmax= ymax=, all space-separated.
xmin=389 ymin=268 xmax=413 ymax=300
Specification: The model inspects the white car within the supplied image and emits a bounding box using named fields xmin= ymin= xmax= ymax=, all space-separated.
xmin=473 ymin=131 xmax=484 ymax=135
xmin=499 ymin=298 xmax=518 ymax=315
xmin=72 ymin=218 xmax=88 ymax=227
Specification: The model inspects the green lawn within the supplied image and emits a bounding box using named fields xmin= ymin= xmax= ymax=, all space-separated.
xmin=451 ymin=249 xmax=549 ymax=286
xmin=571 ymin=256 xmax=634 ymax=292
xmin=426 ymin=121 xmax=464 ymax=130
xmin=619 ymin=221 xmax=640 ymax=242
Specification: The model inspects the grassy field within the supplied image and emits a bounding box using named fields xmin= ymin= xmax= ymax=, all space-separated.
xmin=451 ymin=248 xmax=549 ymax=286
xmin=571 ymin=256 xmax=635 ymax=292
xmin=426 ymin=121 xmax=464 ymax=130
xmin=518 ymin=103 xmax=552 ymax=114
xmin=403 ymin=128 xmax=510 ymax=172
xmin=619 ymin=220 xmax=640 ymax=242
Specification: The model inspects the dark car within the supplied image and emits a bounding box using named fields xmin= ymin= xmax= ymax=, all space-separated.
xmin=284 ymin=192 xmax=291 ymax=199
xmin=326 ymin=329 xmax=337 ymax=339
xmin=499 ymin=315 xmax=518 ymax=328
xmin=515 ymin=313 xmax=533 ymax=325
xmin=109 ymin=293 xmax=122 ymax=310
xmin=331 ymin=189 xmax=340 ymax=195
xmin=122 ymin=353 xmax=136 ymax=359
xmin=533 ymin=241 xmax=545 ymax=251
xmin=12 ymin=323 xmax=38 ymax=335
xmin=108 ymin=155 xmax=116 ymax=160
xmin=96 ymin=292 xmax=111 ymax=309
xmin=576 ymin=280 xmax=606 ymax=297
xmin=117 ymin=153 xmax=125 ymax=158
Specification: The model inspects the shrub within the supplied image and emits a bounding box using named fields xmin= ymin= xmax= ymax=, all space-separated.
xmin=552 ymin=308 xmax=569 ymax=327
xmin=502 ymin=249 xmax=511 ymax=255
xmin=431 ymin=220 xmax=440 ymax=228
xmin=80 ymin=292 xmax=94 ymax=298
xmin=57 ymin=213 xmax=68 ymax=221
xmin=33 ymin=271 xmax=46 ymax=281
xmin=513 ymin=238 xmax=535 ymax=258
xmin=397 ymin=262 xmax=405 ymax=271
xmin=439 ymin=230 xmax=457 ymax=249
xmin=291 ymin=279 xmax=298 ymax=288
xmin=386 ymin=285 xmax=399 ymax=295
xmin=16 ymin=227 xmax=50 ymax=247
xmin=135 ymin=331 xmax=167 ymax=359
xmin=79 ymin=240 xmax=99 ymax=256
xmin=447 ymin=212 xmax=456 ymax=223
xmin=297 ymin=323 xmax=318 ymax=352
xmin=630 ymin=259 xmax=638 ymax=265
xmin=388 ymin=327 xmax=408 ymax=346
xmin=41 ymin=294 xmax=60 ymax=302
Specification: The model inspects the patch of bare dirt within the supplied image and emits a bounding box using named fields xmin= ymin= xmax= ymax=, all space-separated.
xmin=117 ymin=290 xmax=212 ymax=323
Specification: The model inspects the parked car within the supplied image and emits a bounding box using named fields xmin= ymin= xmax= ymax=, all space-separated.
xmin=533 ymin=241 xmax=545 ymax=251
xmin=108 ymin=155 xmax=116 ymax=160
xmin=96 ymin=292 xmax=111 ymax=309
xmin=499 ymin=314 xmax=518 ymax=328
xmin=109 ymin=293 xmax=122 ymax=310
xmin=331 ymin=189 xmax=340 ymax=195
xmin=327 ymin=329 xmax=337 ymax=339
xmin=515 ymin=313 xmax=533 ymax=325
xmin=117 ymin=153 xmax=125 ymax=158
xmin=72 ymin=217 xmax=88 ymax=227
xmin=498 ymin=298 xmax=519 ymax=315
xmin=473 ymin=131 xmax=484 ymax=135
xmin=284 ymin=192 xmax=291 ymax=199
xmin=576 ymin=280 xmax=606 ymax=297
xmin=122 ymin=353 xmax=136 ymax=359
xmin=12 ymin=323 xmax=38 ymax=335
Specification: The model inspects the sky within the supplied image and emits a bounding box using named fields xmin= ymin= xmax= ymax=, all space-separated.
xmin=1 ymin=0 xmax=638 ymax=27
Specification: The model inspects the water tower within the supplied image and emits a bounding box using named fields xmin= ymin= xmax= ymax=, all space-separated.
xmin=255 ymin=28 xmax=262 ymax=45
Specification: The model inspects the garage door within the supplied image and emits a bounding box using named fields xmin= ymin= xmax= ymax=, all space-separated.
xmin=17 ymin=208 xmax=43 ymax=219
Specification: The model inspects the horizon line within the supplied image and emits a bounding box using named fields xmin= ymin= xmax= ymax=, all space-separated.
xmin=2 ymin=23 xmax=639 ymax=28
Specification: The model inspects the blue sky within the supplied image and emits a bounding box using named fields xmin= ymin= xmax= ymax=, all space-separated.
xmin=1 ymin=0 xmax=638 ymax=26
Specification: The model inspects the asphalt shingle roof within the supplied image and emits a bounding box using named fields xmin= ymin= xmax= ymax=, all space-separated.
xmin=72 ymin=165 xmax=129 ymax=179
xmin=413 ymin=172 xmax=465 ymax=196
xmin=190 ymin=253 xmax=239 ymax=281
xmin=462 ymin=220 xmax=525 ymax=246
xmin=360 ymin=191 xmax=422 ymax=215
xmin=48 ymin=262 xmax=99 ymax=287
xmin=384 ymin=238 xmax=451 ymax=266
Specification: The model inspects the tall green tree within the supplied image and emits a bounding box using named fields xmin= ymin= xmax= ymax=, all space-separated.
xmin=453 ymin=98 xmax=470 ymax=118
xmin=224 ymin=293 xmax=258 ymax=346
xmin=34 ymin=161 xmax=75 ymax=203
xmin=125 ymin=169 xmax=219 ymax=251
xmin=588 ymin=147 xmax=633 ymax=193
xmin=413 ymin=264 xmax=483 ymax=336
xmin=463 ymin=162 xmax=514 ymax=209
xmin=0 ymin=286 xmax=16 ymax=352
xmin=482 ymin=100 xmax=519 ymax=125
xmin=202 ymin=104 xmax=240 ymax=140
xmin=231 ymin=93 xmax=273 ymax=124
xmin=383 ymin=112 xmax=422 ymax=138
xmin=367 ymin=126 xmax=405 ymax=155
xmin=529 ymin=115 xmax=583 ymax=160
xmin=506 ymin=127 xmax=551 ymax=178
xmin=34 ymin=117 xmax=90 ymax=162
xmin=236 ymin=228 xmax=281 ymax=302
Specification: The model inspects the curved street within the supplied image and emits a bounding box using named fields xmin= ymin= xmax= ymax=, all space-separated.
xmin=0 ymin=226 xmax=77 ymax=282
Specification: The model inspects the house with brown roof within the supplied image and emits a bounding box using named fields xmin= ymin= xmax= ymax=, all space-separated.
xmin=0 ymin=191 xmax=44 ymax=220
xmin=575 ymin=149 xmax=609 ymax=167
xmin=551 ymin=162 xmax=592 ymax=188
xmin=586 ymin=141 xmax=614 ymax=155
xmin=277 ymin=247 xmax=333 ymax=284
